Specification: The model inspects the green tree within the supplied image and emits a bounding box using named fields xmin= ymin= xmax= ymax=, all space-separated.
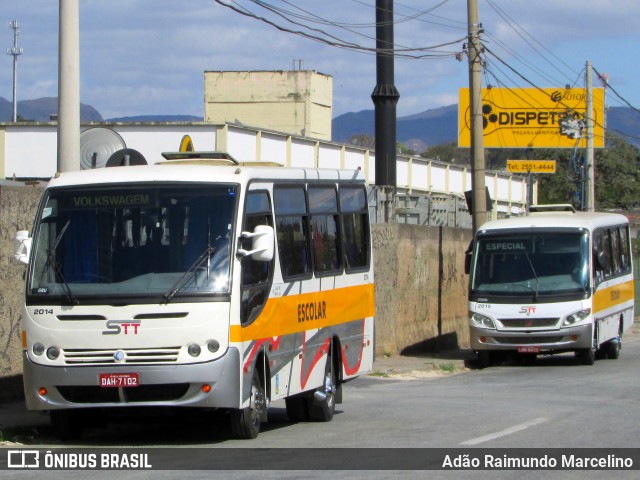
xmin=594 ymin=135 xmax=640 ymax=209
xmin=421 ymin=142 xmax=470 ymax=164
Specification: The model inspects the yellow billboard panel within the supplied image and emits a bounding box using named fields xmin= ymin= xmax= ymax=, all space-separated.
xmin=507 ymin=159 xmax=556 ymax=173
xmin=458 ymin=87 xmax=605 ymax=149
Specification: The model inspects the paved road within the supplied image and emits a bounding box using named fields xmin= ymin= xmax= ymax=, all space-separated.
xmin=2 ymin=323 xmax=639 ymax=479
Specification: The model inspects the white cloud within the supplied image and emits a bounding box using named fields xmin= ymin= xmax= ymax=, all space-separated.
xmin=0 ymin=0 xmax=638 ymax=119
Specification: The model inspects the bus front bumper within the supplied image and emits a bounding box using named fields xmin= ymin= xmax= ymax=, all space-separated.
xmin=469 ymin=323 xmax=593 ymax=352
xmin=22 ymin=347 xmax=241 ymax=411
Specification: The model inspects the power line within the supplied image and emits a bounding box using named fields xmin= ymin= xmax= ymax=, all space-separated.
xmin=213 ymin=0 xmax=465 ymax=59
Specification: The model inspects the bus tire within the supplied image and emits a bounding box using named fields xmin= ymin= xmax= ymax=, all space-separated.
xmin=51 ymin=409 xmax=83 ymax=441
xmin=576 ymin=346 xmax=595 ymax=365
xmin=605 ymin=337 xmax=621 ymax=360
xmin=308 ymin=354 xmax=336 ymax=422
xmin=478 ymin=350 xmax=492 ymax=369
xmin=230 ymin=368 xmax=265 ymax=439
xmin=285 ymin=395 xmax=309 ymax=422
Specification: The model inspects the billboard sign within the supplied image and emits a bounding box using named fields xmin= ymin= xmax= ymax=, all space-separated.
xmin=458 ymin=87 xmax=605 ymax=149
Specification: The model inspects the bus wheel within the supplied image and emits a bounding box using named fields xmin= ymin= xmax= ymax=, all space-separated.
xmin=308 ymin=354 xmax=336 ymax=422
xmin=605 ymin=336 xmax=621 ymax=360
xmin=285 ymin=394 xmax=309 ymax=422
xmin=51 ymin=410 xmax=83 ymax=441
xmin=576 ymin=343 xmax=596 ymax=365
xmin=577 ymin=329 xmax=598 ymax=365
xmin=230 ymin=368 xmax=265 ymax=439
xmin=477 ymin=350 xmax=492 ymax=369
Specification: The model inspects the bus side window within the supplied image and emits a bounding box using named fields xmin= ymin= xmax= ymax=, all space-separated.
xmin=274 ymin=186 xmax=311 ymax=280
xmin=610 ymin=227 xmax=621 ymax=273
xmin=619 ymin=225 xmax=631 ymax=273
xmin=240 ymin=191 xmax=274 ymax=325
xmin=339 ymin=186 xmax=370 ymax=271
xmin=308 ymin=186 xmax=341 ymax=274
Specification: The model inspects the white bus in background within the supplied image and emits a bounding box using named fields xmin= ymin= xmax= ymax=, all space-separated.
xmin=14 ymin=151 xmax=375 ymax=440
xmin=466 ymin=205 xmax=634 ymax=368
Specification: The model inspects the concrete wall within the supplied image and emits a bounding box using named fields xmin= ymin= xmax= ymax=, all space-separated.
xmin=0 ymin=184 xmax=472 ymax=385
xmin=0 ymin=123 xmax=530 ymax=218
xmin=372 ymin=224 xmax=472 ymax=356
xmin=204 ymin=70 xmax=333 ymax=140
xmin=0 ymin=184 xmax=43 ymax=377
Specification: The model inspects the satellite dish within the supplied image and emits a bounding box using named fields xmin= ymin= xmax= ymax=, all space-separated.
xmin=105 ymin=148 xmax=148 ymax=167
xmin=80 ymin=128 xmax=127 ymax=169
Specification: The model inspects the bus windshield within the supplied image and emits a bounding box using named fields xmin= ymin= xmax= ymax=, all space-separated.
xmin=28 ymin=184 xmax=237 ymax=302
xmin=470 ymin=231 xmax=590 ymax=299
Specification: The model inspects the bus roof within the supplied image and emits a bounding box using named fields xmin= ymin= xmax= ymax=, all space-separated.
xmin=477 ymin=211 xmax=629 ymax=234
xmin=45 ymin=163 xmax=366 ymax=189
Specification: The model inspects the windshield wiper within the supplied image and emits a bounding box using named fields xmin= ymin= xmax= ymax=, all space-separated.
xmin=523 ymin=252 xmax=539 ymax=302
xmin=161 ymin=246 xmax=214 ymax=304
xmin=41 ymin=220 xmax=78 ymax=305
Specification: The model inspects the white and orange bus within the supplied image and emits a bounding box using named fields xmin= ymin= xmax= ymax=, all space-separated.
xmin=14 ymin=152 xmax=374 ymax=439
xmin=466 ymin=205 xmax=634 ymax=367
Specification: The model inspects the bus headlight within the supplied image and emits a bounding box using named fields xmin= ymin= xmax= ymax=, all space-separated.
xmin=562 ymin=309 xmax=591 ymax=327
xmin=187 ymin=343 xmax=202 ymax=357
xmin=32 ymin=343 xmax=45 ymax=356
xmin=470 ymin=312 xmax=496 ymax=329
xmin=46 ymin=346 xmax=60 ymax=360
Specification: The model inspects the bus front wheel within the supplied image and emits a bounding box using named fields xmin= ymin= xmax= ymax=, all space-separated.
xmin=230 ymin=367 xmax=266 ymax=439
xmin=51 ymin=409 xmax=83 ymax=441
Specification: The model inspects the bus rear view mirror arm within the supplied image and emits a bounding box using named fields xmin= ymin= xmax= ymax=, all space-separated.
xmin=237 ymin=225 xmax=274 ymax=262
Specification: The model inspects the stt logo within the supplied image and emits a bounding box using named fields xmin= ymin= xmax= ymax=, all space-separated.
xmin=519 ymin=306 xmax=536 ymax=316
xmin=102 ymin=320 xmax=141 ymax=335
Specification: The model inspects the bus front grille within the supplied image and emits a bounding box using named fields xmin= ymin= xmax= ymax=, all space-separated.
xmin=499 ymin=318 xmax=559 ymax=328
xmin=494 ymin=336 xmax=564 ymax=345
xmin=57 ymin=384 xmax=190 ymax=403
xmin=62 ymin=347 xmax=181 ymax=365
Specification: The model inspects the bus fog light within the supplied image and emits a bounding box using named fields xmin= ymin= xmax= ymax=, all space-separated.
xmin=46 ymin=346 xmax=60 ymax=360
xmin=187 ymin=343 xmax=201 ymax=357
xmin=207 ymin=339 xmax=220 ymax=353
xmin=33 ymin=343 xmax=45 ymax=356
xmin=38 ymin=387 xmax=48 ymax=397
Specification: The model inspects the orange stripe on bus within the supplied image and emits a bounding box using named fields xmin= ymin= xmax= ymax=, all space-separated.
xmin=592 ymin=279 xmax=634 ymax=314
xmin=230 ymin=283 xmax=374 ymax=343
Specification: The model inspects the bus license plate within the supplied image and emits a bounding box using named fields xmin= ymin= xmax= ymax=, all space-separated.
xmin=518 ymin=346 xmax=540 ymax=354
xmin=99 ymin=373 xmax=139 ymax=388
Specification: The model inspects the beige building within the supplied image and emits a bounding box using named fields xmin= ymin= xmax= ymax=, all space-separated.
xmin=204 ymin=70 xmax=333 ymax=140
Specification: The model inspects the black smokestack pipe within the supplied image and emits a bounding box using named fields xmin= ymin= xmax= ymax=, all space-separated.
xmin=371 ymin=0 xmax=399 ymax=189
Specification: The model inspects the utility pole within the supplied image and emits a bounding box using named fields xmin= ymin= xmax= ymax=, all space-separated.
xmin=371 ymin=0 xmax=400 ymax=223
xmin=7 ymin=20 xmax=23 ymax=123
xmin=58 ymin=0 xmax=81 ymax=172
xmin=585 ymin=60 xmax=595 ymax=212
xmin=467 ymin=0 xmax=487 ymax=231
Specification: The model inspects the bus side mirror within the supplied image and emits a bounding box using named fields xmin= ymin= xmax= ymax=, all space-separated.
xmin=237 ymin=225 xmax=274 ymax=262
xmin=464 ymin=240 xmax=473 ymax=275
xmin=464 ymin=253 xmax=471 ymax=275
xmin=593 ymin=245 xmax=610 ymax=273
xmin=14 ymin=230 xmax=32 ymax=265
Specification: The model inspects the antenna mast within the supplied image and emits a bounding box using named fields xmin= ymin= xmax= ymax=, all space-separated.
xmin=7 ymin=19 xmax=24 ymax=123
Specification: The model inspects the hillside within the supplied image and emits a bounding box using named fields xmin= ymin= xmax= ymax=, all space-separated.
xmin=0 ymin=97 xmax=103 ymax=122
xmin=332 ymin=104 xmax=640 ymax=151
xmin=3 ymin=96 xmax=639 ymax=151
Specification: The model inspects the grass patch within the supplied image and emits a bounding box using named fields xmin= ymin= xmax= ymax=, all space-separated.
xmin=433 ymin=363 xmax=458 ymax=373
xmin=0 ymin=426 xmax=43 ymax=444
xmin=369 ymin=370 xmax=390 ymax=378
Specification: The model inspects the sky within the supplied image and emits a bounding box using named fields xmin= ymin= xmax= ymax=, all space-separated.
xmin=0 ymin=0 xmax=638 ymax=120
